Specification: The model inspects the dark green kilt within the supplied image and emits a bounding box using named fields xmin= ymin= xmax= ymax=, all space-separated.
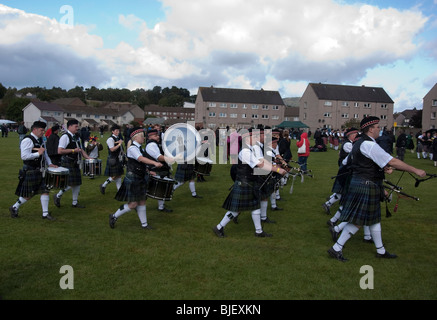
xmin=339 ymin=175 xmax=384 ymax=226
xmin=331 ymin=165 xmax=350 ymax=194
xmin=104 ymin=157 xmax=125 ymax=177
xmin=174 ymin=164 xmax=195 ymax=182
xmin=61 ymin=157 xmax=82 ymax=187
xmin=222 ymin=180 xmax=261 ymax=212
xmin=15 ymin=167 xmax=49 ymax=197
xmin=259 ymin=173 xmax=280 ymax=199
xmin=115 ymin=172 xmax=148 ymax=203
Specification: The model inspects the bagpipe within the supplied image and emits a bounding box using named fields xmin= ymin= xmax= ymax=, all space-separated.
xmin=275 ymin=157 xmax=313 ymax=194
xmin=383 ymin=172 xmax=437 ymax=217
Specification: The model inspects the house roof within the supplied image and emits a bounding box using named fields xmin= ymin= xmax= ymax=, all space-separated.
xmin=29 ymin=101 xmax=64 ymax=112
xmin=198 ymin=87 xmax=285 ymax=105
xmin=309 ymin=83 xmax=394 ymax=103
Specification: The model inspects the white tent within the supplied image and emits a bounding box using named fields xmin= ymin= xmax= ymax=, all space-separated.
xmin=0 ymin=119 xmax=17 ymax=125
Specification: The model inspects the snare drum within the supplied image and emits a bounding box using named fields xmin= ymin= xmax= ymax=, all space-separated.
xmin=146 ymin=176 xmax=176 ymax=201
xmin=83 ymin=159 xmax=102 ymax=177
xmin=45 ymin=167 xmax=70 ymax=190
xmin=194 ymin=157 xmax=213 ymax=176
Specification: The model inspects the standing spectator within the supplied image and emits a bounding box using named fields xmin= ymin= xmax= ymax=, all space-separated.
xmin=46 ymin=125 xmax=61 ymax=166
xmin=395 ymin=129 xmax=407 ymax=161
xmin=17 ymin=122 xmax=28 ymax=146
xmin=278 ymin=129 xmax=292 ymax=163
xmin=296 ymin=132 xmax=310 ymax=173
xmin=1 ymin=124 xmax=8 ymax=138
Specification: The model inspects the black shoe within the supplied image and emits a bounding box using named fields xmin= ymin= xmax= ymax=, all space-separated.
xmin=255 ymin=231 xmax=273 ymax=237
xmin=376 ymin=251 xmax=397 ymax=259
xmin=159 ymin=207 xmax=173 ymax=213
xmin=322 ymin=203 xmax=331 ymax=215
xmin=142 ymin=225 xmax=153 ymax=230
xmin=72 ymin=203 xmax=85 ymax=208
xmin=329 ymin=226 xmax=339 ymax=242
xmin=53 ymin=195 xmax=61 ymax=208
xmin=276 ymin=197 xmax=284 ymax=201
xmin=262 ymin=217 xmax=276 ymax=224
xmin=100 ymin=184 xmax=106 ymax=195
xmin=192 ymin=194 xmax=203 ymax=198
xmin=363 ymin=238 xmax=374 ymax=244
xmin=327 ymin=220 xmax=335 ymax=227
xmin=213 ymin=226 xmax=225 ymax=238
xmin=42 ymin=213 xmax=56 ymax=221
xmin=233 ymin=216 xmax=239 ymax=224
xmin=271 ymin=207 xmax=283 ymax=211
xmin=109 ymin=214 xmax=117 ymax=229
xmin=9 ymin=206 xmax=18 ymax=218
xmin=327 ymin=247 xmax=348 ymax=262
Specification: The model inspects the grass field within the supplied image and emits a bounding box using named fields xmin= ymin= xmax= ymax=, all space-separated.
xmin=0 ymin=131 xmax=436 ymax=301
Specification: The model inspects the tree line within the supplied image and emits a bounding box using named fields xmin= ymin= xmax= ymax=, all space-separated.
xmin=0 ymin=83 xmax=196 ymax=122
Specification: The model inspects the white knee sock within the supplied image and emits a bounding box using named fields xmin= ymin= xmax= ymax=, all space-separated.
xmin=173 ymin=181 xmax=184 ymax=191
xmin=330 ymin=206 xmax=342 ymax=223
xmin=369 ymin=223 xmax=385 ymax=254
xmin=102 ymin=177 xmax=113 ymax=187
xmin=260 ymin=200 xmax=268 ymax=220
xmin=136 ymin=205 xmax=148 ymax=227
xmin=40 ymin=194 xmax=49 ymax=216
xmin=72 ymin=186 xmax=80 ymax=205
xmin=251 ymin=209 xmax=263 ymax=234
xmin=334 ymin=221 xmax=347 ymax=233
xmin=363 ymin=225 xmax=372 ymax=240
xmin=217 ymin=211 xmax=238 ymax=230
xmin=13 ymin=197 xmax=27 ymax=209
xmin=270 ymin=193 xmax=277 ymax=209
xmin=115 ymin=177 xmax=122 ymax=190
xmin=333 ymin=224 xmax=359 ymax=251
xmin=57 ymin=186 xmax=71 ymax=198
xmin=158 ymin=200 xmax=165 ymax=210
xmin=189 ymin=181 xmax=196 ymax=196
xmin=114 ymin=204 xmax=132 ymax=219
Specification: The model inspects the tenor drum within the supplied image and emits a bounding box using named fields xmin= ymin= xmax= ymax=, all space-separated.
xmin=194 ymin=157 xmax=213 ymax=176
xmin=83 ymin=159 xmax=102 ymax=177
xmin=147 ymin=176 xmax=176 ymax=201
xmin=45 ymin=167 xmax=70 ymax=190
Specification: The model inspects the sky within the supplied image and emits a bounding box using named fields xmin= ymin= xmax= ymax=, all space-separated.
xmin=0 ymin=0 xmax=436 ymax=112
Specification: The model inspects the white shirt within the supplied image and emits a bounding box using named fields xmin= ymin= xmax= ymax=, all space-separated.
xmin=128 ymin=142 xmax=143 ymax=161
xmin=106 ymin=135 xmax=117 ymax=149
xmin=58 ymin=130 xmax=78 ymax=149
xmin=239 ymin=146 xmax=263 ymax=169
xmin=20 ymin=133 xmax=52 ymax=165
xmin=342 ymin=136 xmax=392 ymax=168
xmin=145 ymin=140 xmax=162 ymax=161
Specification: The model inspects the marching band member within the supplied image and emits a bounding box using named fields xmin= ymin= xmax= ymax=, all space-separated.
xmin=173 ymin=162 xmax=202 ymax=198
xmin=100 ymin=125 xmax=125 ymax=195
xmin=109 ymin=128 xmax=163 ymax=230
xmin=53 ymin=120 xmax=90 ymax=209
xmin=10 ymin=121 xmax=57 ymax=220
xmin=213 ymin=129 xmax=287 ymax=238
xmin=144 ymin=129 xmax=175 ymax=212
xmin=328 ymin=117 xmax=426 ymax=262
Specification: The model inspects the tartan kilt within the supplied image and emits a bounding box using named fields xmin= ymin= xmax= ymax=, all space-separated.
xmin=15 ymin=168 xmax=49 ymax=197
xmin=331 ymin=165 xmax=350 ymax=194
xmin=259 ymin=174 xmax=280 ymax=199
xmin=174 ymin=164 xmax=195 ymax=182
xmin=61 ymin=158 xmax=82 ymax=186
xmin=104 ymin=158 xmax=125 ymax=177
xmin=115 ymin=172 xmax=148 ymax=203
xmin=222 ymin=180 xmax=261 ymax=212
xmin=339 ymin=176 xmax=384 ymax=226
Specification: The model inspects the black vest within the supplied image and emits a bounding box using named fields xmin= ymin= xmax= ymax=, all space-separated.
xmin=23 ymin=135 xmax=43 ymax=168
xmin=350 ymin=135 xmax=385 ymax=182
xmin=127 ymin=144 xmax=147 ymax=177
xmin=63 ymin=132 xmax=81 ymax=161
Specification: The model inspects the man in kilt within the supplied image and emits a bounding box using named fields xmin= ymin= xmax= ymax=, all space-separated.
xmin=53 ymin=120 xmax=90 ymax=208
xmin=213 ymin=129 xmax=287 ymax=238
xmin=109 ymin=128 xmax=163 ymax=230
xmin=100 ymin=125 xmax=125 ymax=195
xmin=328 ymin=117 xmax=426 ymax=262
xmin=144 ymin=129 xmax=175 ymax=212
xmin=10 ymin=121 xmax=57 ymax=220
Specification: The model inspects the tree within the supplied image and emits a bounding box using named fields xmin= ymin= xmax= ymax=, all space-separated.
xmin=0 ymin=83 xmax=7 ymax=99
xmin=410 ymin=109 xmax=422 ymax=128
xmin=6 ymin=97 xmax=30 ymax=122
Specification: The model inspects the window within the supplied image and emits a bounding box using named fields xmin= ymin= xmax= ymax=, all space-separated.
xmin=432 ymin=100 xmax=437 ymax=106
xmin=272 ymin=105 xmax=279 ymax=110
xmin=364 ymin=103 xmax=371 ymax=108
xmin=220 ymin=103 xmax=227 ymax=108
xmin=342 ymin=102 xmax=349 ymax=107
xmin=242 ymin=104 xmax=247 ymax=109
xmin=242 ymin=114 xmax=247 ymax=119
xmin=341 ymin=113 xmax=349 ymax=118
xmin=354 ymin=102 xmax=359 ymax=107
xmin=209 ymin=103 xmax=216 ymax=107
xmin=354 ymin=114 xmax=360 ymax=119
xmin=261 ymin=115 xmax=269 ymax=119
xmin=272 ymin=115 xmax=279 ymax=120
xmin=324 ymin=101 xmax=333 ymax=106
xmin=252 ymin=114 xmax=259 ymax=119
xmin=209 ymin=112 xmax=216 ymax=117
xmin=431 ymin=112 xmax=436 ymax=119
xmin=219 ymin=113 xmax=227 ymax=118
xmin=230 ymin=104 xmax=238 ymax=109
xmin=323 ymin=113 xmax=331 ymax=117
xmin=262 ymin=105 xmax=269 ymax=110
xmin=95 ymin=115 xmax=99 ymax=119
xmin=381 ymin=104 xmax=388 ymax=109
xmin=380 ymin=115 xmax=387 ymax=120
xmin=230 ymin=114 xmax=238 ymax=118
xmin=252 ymin=105 xmax=259 ymax=109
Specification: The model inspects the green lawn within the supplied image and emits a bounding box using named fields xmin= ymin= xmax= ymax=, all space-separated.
xmin=1 ymin=132 xmax=436 ymax=300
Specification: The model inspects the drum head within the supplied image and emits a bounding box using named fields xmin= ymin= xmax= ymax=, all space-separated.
xmin=196 ymin=157 xmax=213 ymax=164
xmin=47 ymin=167 xmax=69 ymax=174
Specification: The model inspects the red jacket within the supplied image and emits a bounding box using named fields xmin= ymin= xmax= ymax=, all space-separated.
xmin=296 ymin=132 xmax=310 ymax=156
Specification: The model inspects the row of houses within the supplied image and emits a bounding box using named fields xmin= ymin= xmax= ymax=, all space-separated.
xmin=21 ymin=83 xmax=437 ymax=133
